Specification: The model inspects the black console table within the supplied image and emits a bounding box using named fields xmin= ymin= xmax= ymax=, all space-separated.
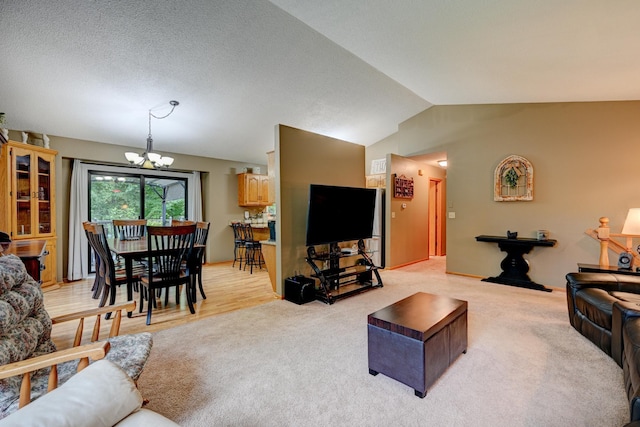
xmin=475 ymin=235 xmax=557 ymax=292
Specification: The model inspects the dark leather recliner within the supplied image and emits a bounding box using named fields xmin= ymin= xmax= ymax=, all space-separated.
xmin=567 ymin=272 xmax=640 ymax=424
xmin=566 ymin=272 xmax=640 ymax=363
xmin=621 ymin=312 xmax=640 ymax=423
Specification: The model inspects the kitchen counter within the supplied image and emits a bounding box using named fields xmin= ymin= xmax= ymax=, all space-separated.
xmin=260 ymin=240 xmax=276 ymax=292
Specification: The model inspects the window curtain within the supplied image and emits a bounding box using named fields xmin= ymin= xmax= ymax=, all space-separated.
xmin=67 ymin=161 xmax=204 ymax=280
xmin=190 ymin=171 xmax=203 ymax=222
xmin=67 ymin=160 xmax=90 ymax=280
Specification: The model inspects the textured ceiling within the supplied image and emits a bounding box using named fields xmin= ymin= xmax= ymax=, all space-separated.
xmin=1 ymin=1 xmax=639 ymax=165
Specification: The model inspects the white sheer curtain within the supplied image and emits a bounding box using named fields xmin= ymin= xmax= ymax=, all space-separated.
xmin=189 ymin=171 xmax=203 ymax=222
xmin=67 ymin=160 xmax=90 ymax=281
xmin=67 ymin=161 xmax=203 ymax=280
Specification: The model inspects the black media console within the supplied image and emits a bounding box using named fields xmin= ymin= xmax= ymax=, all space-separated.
xmin=306 ymin=239 xmax=383 ymax=304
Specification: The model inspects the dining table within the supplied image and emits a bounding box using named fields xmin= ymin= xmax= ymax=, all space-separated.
xmin=108 ymin=237 xmax=205 ymax=308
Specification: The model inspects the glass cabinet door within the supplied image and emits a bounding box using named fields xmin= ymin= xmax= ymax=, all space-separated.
xmin=15 ymin=152 xmax=32 ymax=236
xmin=11 ymin=147 xmax=55 ymax=238
xmin=37 ymin=155 xmax=52 ymax=234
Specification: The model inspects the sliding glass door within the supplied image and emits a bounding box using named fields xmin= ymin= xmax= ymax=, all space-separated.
xmin=89 ymin=173 xmax=142 ymax=238
xmin=144 ymin=178 xmax=187 ymax=226
xmin=89 ymin=173 xmax=187 ymax=228
xmin=88 ymin=171 xmax=188 ymax=271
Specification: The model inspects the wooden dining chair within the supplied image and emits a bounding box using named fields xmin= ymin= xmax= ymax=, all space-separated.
xmin=139 ymin=224 xmax=196 ymax=325
xmin=187 ymin=221 xmax=210 ymax=301
xmin=113 ymin=219 xmax=147 ymax=240
xmin=83 ymin=222 xmax=144 ymax=310
xmin=112 ymin=219 xmax=148 ymax=268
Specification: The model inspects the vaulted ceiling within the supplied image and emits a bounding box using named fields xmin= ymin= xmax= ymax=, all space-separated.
xmin=2 ymin=1 xmax=639 ymax=164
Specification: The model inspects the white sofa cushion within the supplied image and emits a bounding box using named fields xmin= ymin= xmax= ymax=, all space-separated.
xmin=0 ymin=359 xmax=142 ymax=427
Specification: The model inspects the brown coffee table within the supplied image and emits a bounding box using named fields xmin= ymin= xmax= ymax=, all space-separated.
xmin=367 ymin=292 xmax=468 ymax=398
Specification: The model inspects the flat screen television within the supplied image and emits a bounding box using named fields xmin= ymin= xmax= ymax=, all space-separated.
xmin=305 ymin=184 xmax=376 ymax=247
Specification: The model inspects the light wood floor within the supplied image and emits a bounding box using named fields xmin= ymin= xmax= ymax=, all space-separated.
xmin=44 ymin=261 xmax=280 ymax=348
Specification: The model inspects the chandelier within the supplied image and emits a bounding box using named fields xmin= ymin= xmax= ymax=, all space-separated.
xmin=125 ymin=100 xmax=179 ymax=169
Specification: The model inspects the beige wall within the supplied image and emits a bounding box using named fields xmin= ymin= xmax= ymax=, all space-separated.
xmin=367 ymin=101 xmax=640 ymax=288
xmin=276 ymin=125 xmax=366 ymax=295
xmin=24 ymin=133 xmax=267 ymax=281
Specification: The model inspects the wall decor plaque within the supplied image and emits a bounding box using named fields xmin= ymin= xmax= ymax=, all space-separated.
xmin=494 ymin=155 xmax=533 ymax=201
xmin=393 ymin=174 xmax=414 ymax=199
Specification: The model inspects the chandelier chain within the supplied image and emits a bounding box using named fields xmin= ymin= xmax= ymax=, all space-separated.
xmin=125 ymin=100 xmax=179 ymax=169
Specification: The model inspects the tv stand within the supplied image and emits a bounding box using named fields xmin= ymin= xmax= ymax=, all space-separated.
xmin=306 ymin=240 xmax=383 ymax=304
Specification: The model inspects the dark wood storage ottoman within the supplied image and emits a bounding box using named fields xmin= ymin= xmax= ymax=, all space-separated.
xmin=367 ymin=292 xmax=468 ymax=398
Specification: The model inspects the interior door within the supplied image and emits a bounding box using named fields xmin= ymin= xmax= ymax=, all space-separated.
xmin=428 ymin=179 xmax=445 ymax=256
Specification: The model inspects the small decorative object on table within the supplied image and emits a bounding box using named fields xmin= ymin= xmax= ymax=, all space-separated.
xmin=507 ymin=230 xmax=518 ymax=239
xmin=618 ymin=252 xmax=633 ymax=269
xmin=536 ymin=230 xmax=549 ymax=240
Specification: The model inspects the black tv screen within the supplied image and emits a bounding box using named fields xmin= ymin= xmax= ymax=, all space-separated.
xmin=305 ymin=184 xmax=376 ymax=247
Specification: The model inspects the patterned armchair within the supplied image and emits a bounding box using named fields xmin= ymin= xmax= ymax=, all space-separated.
xmin=0 ymin=254 xmax=153 ymax=419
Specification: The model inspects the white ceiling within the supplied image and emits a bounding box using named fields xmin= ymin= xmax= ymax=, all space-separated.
xmin=2 ymin=1 xmax=639 ymax=165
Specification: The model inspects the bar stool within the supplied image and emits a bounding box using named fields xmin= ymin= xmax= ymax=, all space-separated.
xmin=242 ymin=223 xmax=264 ymax=274
xmin=232 ymin=222 xmax=246 ymax=270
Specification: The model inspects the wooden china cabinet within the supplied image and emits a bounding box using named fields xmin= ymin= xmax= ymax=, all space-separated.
xmin=0 ymin=141 xmax=57 ymax=287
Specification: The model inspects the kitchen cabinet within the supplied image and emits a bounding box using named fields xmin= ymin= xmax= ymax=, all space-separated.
xmin=238 ymin=173 xmax=272 ymax=206
xmin=0 ymin=141 xmax=57 ymax=287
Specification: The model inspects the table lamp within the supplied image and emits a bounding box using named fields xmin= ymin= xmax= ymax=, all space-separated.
xmin=620 ymin=208 xmax=640 ymax=269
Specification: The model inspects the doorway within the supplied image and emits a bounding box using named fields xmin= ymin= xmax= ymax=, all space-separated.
xmin=428 ymin=178 xmax=445 ymax=256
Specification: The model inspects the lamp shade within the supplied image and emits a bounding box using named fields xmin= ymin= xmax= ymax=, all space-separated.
xmin=621 ymin=208 xmax=640 ymax=235
xmin=162 ymin=156 xmax=174 ymax=166
xmin=125 ymin=152 xmax=142 ymax=163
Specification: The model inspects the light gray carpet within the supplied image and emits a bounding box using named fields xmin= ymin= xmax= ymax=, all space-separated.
xmin=137 ymin=258 xmax=629 ymax=426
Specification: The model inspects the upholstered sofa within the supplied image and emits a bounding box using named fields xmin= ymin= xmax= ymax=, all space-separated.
xmin=566 ymin=272 xmax=640 ymax=424
xmin=0 ymin=254 xmax=154 ymax=419
xmin=0 ymin=359 xmax=178 ymax=426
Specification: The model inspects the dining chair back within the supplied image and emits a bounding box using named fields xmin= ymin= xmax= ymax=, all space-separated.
xmin=188 ymin=221 xmax=210 ymax=301
xmin=140 ymin=224 xmax=196 ymax=325
xmin=113 ymin=219 xmax=147 ymax=240
xmin=83 ymin=222 xmax=107 ymax=300
xmin=171 ymin=219 xmax=196 ymax=226
xmin=83 ymin=222 xmax=143 ymax=308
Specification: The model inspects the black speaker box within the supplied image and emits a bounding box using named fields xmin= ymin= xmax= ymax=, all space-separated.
xmin=284 ymin=276 xmax=316 ymax=305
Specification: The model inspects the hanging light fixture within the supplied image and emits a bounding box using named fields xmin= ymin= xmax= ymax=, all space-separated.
xmin=125 ymin=100 xmax=179 ymax=169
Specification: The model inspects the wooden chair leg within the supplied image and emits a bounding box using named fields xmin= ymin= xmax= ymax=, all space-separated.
xmin=198 ymin=271 xmax=206 ymax=300
xmin=98 ymin=281 xmax=110 ymax=308
xmin=146 ymin=290 xmax=156 ymax=325
xmin=186 ymin=283 xmax=195 ymax=314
